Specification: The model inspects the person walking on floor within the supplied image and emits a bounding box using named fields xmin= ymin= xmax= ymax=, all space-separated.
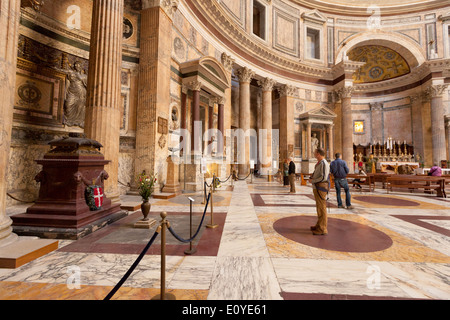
xmin=283 ymin=158 xmax=290 ymax=187
xmin=288 ymin=157 xmax=296 ymax=193
xmin=310 ymin=148 xmax=330 ymax=236
xmin=330 ymin=153 xmax=353 ymax=209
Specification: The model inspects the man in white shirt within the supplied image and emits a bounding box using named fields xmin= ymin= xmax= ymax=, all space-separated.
xmin=309 ymin=148 xmax=330 ymax=235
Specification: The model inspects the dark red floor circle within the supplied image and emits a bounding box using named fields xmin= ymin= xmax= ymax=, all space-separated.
xmin=273 ymin=215 xmax=393 ymax=253
xmin=353 ymin=195 xmax=420 ymax=207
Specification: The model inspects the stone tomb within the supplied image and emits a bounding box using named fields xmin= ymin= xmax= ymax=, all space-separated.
xmin=12 ymin=136 xmax=126 ymax=239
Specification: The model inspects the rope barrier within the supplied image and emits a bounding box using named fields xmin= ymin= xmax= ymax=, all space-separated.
xmin=104 ymin=228 xmax=160 ymax=300
xmin=218 ymin=173 xmax=232 ymax=183
xmin=7 ymin=193 xmax=36 ymax=203
xmin=167 ymin=192 xmax=211 ymax=243
xmin=237 ymin=171 xmax=252 ymax=181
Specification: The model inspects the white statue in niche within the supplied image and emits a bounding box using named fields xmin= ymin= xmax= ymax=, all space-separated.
xmin=311 ymin=132 xmax=319 ymax=157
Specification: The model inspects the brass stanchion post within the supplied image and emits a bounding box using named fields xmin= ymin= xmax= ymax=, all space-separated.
xmin=184 ymin=197 xmax=197 ymax=255
xmin=202 ymin=173 xmax=205 ymax=204
xmin=206 ymin=186 xmax=218 ymax=229
xmin=151 ymin=212 xmax=176 ymax=300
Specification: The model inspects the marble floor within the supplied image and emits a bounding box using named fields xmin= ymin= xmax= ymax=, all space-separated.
xmin=1 ymin=177 xmax=449 ymax=300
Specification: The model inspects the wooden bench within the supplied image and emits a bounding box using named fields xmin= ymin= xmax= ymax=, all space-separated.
xmin=386 ymin=176 xmax=446 ymax=198
xmin=367 ymin=173 xmax=393 ymax=189
xmin=346 ymin=173 xmax=374 ymax=191
xmin=300 ymin=173 xmax=311 ymax=186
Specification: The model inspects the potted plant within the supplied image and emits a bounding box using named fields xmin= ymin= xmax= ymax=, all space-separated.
xmin=137 ymin=171 xmax=157 ymax=221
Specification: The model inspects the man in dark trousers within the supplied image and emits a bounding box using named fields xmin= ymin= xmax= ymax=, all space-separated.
xmin=330 ymin=153 xmax=353 ymax=209
xmin=288 ymin=157 xmax=296 ymax=193
xmin=310 ymin=148 xmax=330 ymax=235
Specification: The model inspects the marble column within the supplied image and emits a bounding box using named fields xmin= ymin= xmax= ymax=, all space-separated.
xmin=335 ymin=86 xmax=355 ymax=172
xmin=279 ymin=84 xmax=296 ymax=162
xmin=446 ymin=116 xmax=450 ymax=162
xmin=306 ymin=122 xmax=312 ymax=160
xmin=134 ymin=1 xmax=176 ymax=190
xmin=180 ymin=84 xmax=188 ymax=156
xmin=235 ymin=67 xmax=254 ymax=178
xmin=327 ymin=124 xmax=334 ymax=159
xmin=84 ymin=0 xmax=124 ymax=202
xmin=0 ymin=0 xmax=20 ymax=247
xmin=426 ymin=84 xmax=449 ymax=164
xmin=217 ymin=97 xmax=225 ymax=156
xmin=190 ymin=81 xmax=202 ymax=154
xmin=257 ymin=78 xmax=276 ymax=175
xmin=221 ymin=53 xmax=234 ymax=177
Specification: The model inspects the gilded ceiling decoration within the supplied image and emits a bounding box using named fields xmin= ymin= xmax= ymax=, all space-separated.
xmin=348 ymin=45 xmax=410 ymax=84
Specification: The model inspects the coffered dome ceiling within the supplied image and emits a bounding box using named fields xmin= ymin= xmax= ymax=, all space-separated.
xmin=347 ymin=45 xmax=410 ymax=84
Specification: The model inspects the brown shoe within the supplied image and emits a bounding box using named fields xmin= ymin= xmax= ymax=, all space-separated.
xmin=312 ymin=230 xmax=328 ymax=236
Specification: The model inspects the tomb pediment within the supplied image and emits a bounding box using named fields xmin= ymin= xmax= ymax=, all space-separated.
xmin=299 ymin=106 xmax=336 ymax=123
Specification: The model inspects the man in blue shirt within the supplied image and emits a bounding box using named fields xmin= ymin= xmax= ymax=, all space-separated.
xmin=330 ymin=153 xmax=353 ymax=209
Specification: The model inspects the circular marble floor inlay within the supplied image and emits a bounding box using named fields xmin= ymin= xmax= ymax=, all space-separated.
xmin=353 ymin=195 xmax=420 ymax=207
xmin=273 ymin=216 xmax=393 ymax=253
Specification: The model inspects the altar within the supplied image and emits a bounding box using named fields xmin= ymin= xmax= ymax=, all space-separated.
xmin=378 ymin=161 xmax=420 ymax=174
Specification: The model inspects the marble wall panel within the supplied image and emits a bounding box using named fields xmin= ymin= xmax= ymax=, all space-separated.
xmin=118 ymin=151 xmax=135 ymax=195
xmin=220 ymin=0 xmax=246 ymax=26
xmin=383 ymin=105 xmax=413 ymax=144
xmin=273 ymin=8 xmax=299 ymax=57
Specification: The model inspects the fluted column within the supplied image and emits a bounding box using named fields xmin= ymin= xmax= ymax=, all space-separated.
xmin=335 ymin=86 xmax=355 ymax=172
xmin=190 ymin=80 xmax=202 ymax=154
xmin=327 ymin=124 xmax=334 ymax=159
xmin=84 ymin=0 xmax=124 ymax=201
xmin=220 ymin=53 xmax=234 ymax=176
xmin=306 ymin=122 xmax=312 ymax=160
xmin=426 ymin=84 xmax=449 ymax=164
xmin=0 ymin=0 xmax=20 ymax=247
xmin=217 ymin=97 xmax=225 ymax=156
xmin=235 ymin=67 xmax=254 ymax=178
xmin=446 ymin=116 xmax=450 ymax=162
xmin=279 ymin=84 xmax=297 ymax=162
xmin=257 ymin=77 xmax=276 ymax=175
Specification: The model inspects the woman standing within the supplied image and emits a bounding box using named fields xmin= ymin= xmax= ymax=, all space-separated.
xmin=283 ymin=159 xmax=289 ymax=187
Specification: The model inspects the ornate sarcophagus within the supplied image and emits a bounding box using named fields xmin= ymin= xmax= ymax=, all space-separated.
xmin=12 ymin=135 xmax=125 ymax=239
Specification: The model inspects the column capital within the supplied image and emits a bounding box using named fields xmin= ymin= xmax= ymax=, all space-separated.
xmin=425 ymin=84 xmax=449 ymax=99
xmin=409 ymin=93 xmax=423 ymax=104
xmin=218 ymin=96 xmax=226 ymax=105
xmin=181 ymin=83 xmax=189 ymax=94
xmin=235 ymin=67 xmax=255 ymax=83
xmin=334 ymin=86 xmax=354 ymax=100
xmin=186 ymin=80 xmax=203 ymax=91
xmin=209 ymin=96 xmax=218 ymax=106
xmin=257 ymin=77 xmax=276 ymax=92
xmin=369 ymin=102 xmax=383 ymax=111
xmin=278 ymin=84 xmax=298 ymax=97
xmin=221 ymin=53 xmax=235 ymax=73
xmin=142 ymin=0 xmax=179 ymax=17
